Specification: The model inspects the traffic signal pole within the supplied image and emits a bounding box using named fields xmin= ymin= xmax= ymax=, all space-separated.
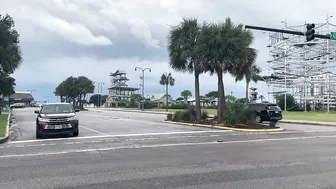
xmin=244 ymin=25 xmax=331 ymax=40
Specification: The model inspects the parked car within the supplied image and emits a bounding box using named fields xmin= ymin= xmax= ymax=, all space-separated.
xmin=10 ymin=103 xmax=26 ymax=109
xmin=245 ymin=103 xmax=282 ymax=123
xmin=34 ymin=102 xmax=80 ymax=139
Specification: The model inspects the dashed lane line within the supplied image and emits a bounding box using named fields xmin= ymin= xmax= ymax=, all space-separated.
xmin=2 ymin=135 xmax=336 ymax=159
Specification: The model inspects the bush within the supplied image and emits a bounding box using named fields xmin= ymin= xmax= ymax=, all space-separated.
xmin=167 ymin=113 xmax=173 ymax=120
xmin=162 ymin=103 xmax=193 ymax=110
xmin=223 ymin=101 xmax=255 ymax=125
xmin=139 ymin=101 xmax=158 ymax=109
xmin=201 ymin=111 xmax=209 ymax=120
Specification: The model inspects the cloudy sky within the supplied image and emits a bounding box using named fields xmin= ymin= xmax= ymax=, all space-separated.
xmin=0 ymin=0 xmax=334 ymax=102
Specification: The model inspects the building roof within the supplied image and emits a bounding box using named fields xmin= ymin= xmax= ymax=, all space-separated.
xmin=108 ymin=86 xmax=139 ymax=91
xmin=110 ymin=70 xmax=127 ymax=76
xmin=10 ymin=92 xmax=34 ymax=101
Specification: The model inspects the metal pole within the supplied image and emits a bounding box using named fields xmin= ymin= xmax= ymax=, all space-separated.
xmin=100 ymin=82 xmax=104 ymax=107
xmin=141 ymin=70 xmax=145 ymax=111
xmin=97 ymin=83 xmax=100 ymax=107
xmin=327 ymin=15 xmax=332 ymax=112
xmin=284 ymin=51 xmax=287 ymax=112
xmin=135 ymin=67 xmax=151 ymax=111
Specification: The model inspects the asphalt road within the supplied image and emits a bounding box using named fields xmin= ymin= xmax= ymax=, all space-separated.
xmin=1 ymin=108 xmax=336 ymax=188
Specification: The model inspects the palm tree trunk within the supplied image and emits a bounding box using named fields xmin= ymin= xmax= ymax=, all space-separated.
xmin=245 ymin=80 xmax=250 ymax=104
xmin=165 ymin=84 xmax=169 ymax=112
xmin=194 ymin=71 xmax=201 ymax=121
xmin=217 ymin=69 xmax=225 ymax=123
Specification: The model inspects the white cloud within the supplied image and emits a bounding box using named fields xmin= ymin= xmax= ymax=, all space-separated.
xmin=2 ymin=0 xmax=336 ymax=101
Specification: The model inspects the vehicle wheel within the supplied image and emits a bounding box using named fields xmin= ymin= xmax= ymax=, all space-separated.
xmin=73 ymin=131 xmax=79 ymax=137
xmin=256 ymin=115 xmax=262 ymax=123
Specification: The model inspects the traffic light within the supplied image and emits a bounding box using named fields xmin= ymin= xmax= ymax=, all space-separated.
xmin=306 ymin=23 xmax=315 ymax=41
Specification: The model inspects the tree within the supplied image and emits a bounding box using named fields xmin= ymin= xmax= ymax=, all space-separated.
xmin=205 ymin=91 xmax=218 ymax=100
xmin=54 ymin=76 xmax=95 ymax=108
xmin=234 ymin=50 xmax=262 ymax=103
xmin=168 ymin=18 xmax=203 ymax=121
xmin=0 ymin=14 xmax=22 ymax=113
xmin=89 ymin=94 xmax=108 ymax=107
xmin=159 ymin=73 xmax=175 ymax=112
xmin=180 ymin=90 xmax=192 ymax=103
xmin=196 ymin=18 xmax=254 ymax=123
xmin=275 ymin=94 xmax=298 ymax=111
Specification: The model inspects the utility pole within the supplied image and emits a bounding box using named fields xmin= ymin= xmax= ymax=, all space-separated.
xmin=326 ymin=15 xmax=333 ymax=112
xmin=135 ymin=67 xmax=151 ymax=111
xmin=94 ymin=82 xmax=104 ymax=107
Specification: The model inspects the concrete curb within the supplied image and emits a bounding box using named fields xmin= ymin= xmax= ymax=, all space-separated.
xmin=0 ymin=113 xmax=11 ymax=144
xmin=87 ymin=108 xmax=169 ymax=115
xmin=162 ymin=120 xmax=285 ymax=132
xmin=279 ymin=120 xmax=336 ymax=127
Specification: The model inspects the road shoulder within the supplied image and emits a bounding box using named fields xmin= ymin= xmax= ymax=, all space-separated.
xmin=0 ymin=112 xmax=11 ymax=144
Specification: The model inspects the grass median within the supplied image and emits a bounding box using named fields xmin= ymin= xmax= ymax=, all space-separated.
xmin=149 ymin=108 xmax=336 ymax=122
xmin=0 ymin=114 xmax=9 ymax=137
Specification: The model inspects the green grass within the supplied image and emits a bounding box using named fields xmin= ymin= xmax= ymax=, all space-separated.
xmin=150 ymin=108 xmax=336 ymax=122
xmin=282 ymin=111 xmax=336 ymax=122
xmin=0 ymin=114 xmax=9 ymax=137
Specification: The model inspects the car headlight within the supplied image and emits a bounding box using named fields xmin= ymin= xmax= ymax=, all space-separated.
xmin=38 ymin=117 xmax=49 ymax=122
xmin=67 ymin=116 xmax=78 ymax=121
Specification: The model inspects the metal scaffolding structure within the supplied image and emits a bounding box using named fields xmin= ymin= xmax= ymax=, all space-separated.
xmin=266 ymin=17 xmax=336 ymax=111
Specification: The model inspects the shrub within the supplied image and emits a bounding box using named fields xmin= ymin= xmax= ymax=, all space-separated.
xmin=167 ymin=113 xmax=173 ymax=120
xmin=223 ymin=101 xmax=255 ymax=125
xmin=139 ymin=101 xmax=158 ymax=109
xmin=172 ymin=111 xmax=183 ymax=121
xmin=162 ymin=103 xmax=193 ymax=110
xmin=201 ymin=111 xmax=209 ymax=120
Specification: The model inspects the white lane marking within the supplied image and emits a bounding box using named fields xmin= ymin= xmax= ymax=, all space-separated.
xmin=8 ymin=130 xmax=232 ymax=144
xmin=79 ymin=125 xmax=108 ymax=136
xmin=2 ymin=135 xmax=336 ymax=159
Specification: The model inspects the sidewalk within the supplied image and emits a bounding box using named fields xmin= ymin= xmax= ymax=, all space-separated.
xmin=87 ymin=108 xmax=336 ymax=126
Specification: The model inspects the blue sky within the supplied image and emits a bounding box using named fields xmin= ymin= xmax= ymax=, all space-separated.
xmin=1 ymin=0 xmax=334 ymax=103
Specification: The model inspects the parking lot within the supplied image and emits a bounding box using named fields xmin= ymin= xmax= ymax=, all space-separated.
xmin=10 ymin=108 xmax=223 ymax=141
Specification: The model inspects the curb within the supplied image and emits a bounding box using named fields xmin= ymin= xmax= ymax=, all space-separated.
xmin=279 ymin=120 xmax=336 ymax=127
xmin=162 ymin=120 xmax=285 ymax=132
xmin=88 ymin=108 xmax=169 ymax=115
xmin=0 ymin=113 xmax=11 ymax=144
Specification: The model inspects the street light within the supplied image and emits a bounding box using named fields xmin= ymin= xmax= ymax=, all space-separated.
xmin=135 ymin=67 xmax=151 ymax=111
xmin=94 ymin=81 xmax=105 ymax=107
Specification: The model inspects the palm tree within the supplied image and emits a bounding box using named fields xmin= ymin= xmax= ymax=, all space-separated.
xmin=167 ymin=18 xmax=204 ymax=121
xmin=159 ymin=73 xmax=175 ymax=112
xmin=235 ymin=57 xmax=262 ymax=104
xmin=180 ymin=90 xmax=192 ymax=103
xmin=196 ymin=18 xmax=254 ymax=123
xmin=233 ymin=46 xmax=262 ymax=103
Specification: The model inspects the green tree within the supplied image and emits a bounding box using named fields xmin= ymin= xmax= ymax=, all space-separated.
xmin=54 ymin=76 xmax=95 ymax=108
xmin=180 ymin=90 xmax=192 ymax=103
xmin=234 ymin=52 xmax=262 ymax=103
xmin=205 ymin=91 xmax=218 ymax=100
xmin=196 ymin=18 xmax=254 ymax=123
xmin=89 ymin=94 xmax=108 ymax=107
xmin=0 ymin=14 xmax=22 ymax=113
xmin=168 ymin=18 xmax=203 ymax=121
xmin=275 ymin=94 xmax=298 ymax=111
xmin=159 ymin=73 xmax=175 ymax=112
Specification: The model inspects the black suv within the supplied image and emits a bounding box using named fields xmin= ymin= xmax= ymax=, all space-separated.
xmin=245 ymin=103 xmax=282 ymax=123
xmin=34 ymin=103 xmax=79 ymax=139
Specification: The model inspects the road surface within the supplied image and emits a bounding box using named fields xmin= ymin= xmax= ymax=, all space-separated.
xmin=1 ymin=108 xmax=336 ymax=188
